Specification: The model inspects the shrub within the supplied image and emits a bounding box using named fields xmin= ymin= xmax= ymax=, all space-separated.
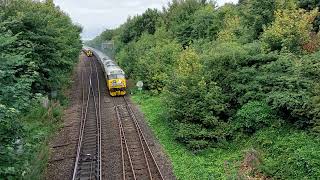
xmin=165 ymin=48 xmax=228 ymax=149
xmin=232 ymin=101 xmax=277 ymax=135
xmin=255 ymin=128 xmax=320 ymax=179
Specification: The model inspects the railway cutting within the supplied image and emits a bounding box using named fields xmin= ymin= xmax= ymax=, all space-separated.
xmin=46 ymin=49 xmax=175 ymax=180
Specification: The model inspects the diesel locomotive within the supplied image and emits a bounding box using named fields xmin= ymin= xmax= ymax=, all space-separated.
xmin=83 ymin=49 xmax=93 ymax=57
xmin=83 ymin=47 xmax=126 ymax=96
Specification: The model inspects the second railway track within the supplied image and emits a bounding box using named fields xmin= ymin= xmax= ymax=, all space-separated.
xmin=114 ymin=97 xmax=164 ymax=180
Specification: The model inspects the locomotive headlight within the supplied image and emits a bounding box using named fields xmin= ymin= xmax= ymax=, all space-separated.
xmin=112 ymin=80 xmax=117 ymax=86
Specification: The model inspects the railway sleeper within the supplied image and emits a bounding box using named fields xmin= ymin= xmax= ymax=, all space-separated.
xmin=81 ymin=142 xmax=98 ymax=147
xmin=84 ymin=126 xmax=98 ymax=129
xmin=78 ymin=161 xmax=99 ymax=166
xmin=130 ymin=151 xmax=143 ymax=157
xmin=82 ymin=136 xmax=98 ymax=141
xmin=79 ymin=177 xmax=98 ymax=180
xmin=79 ymin=165 xmax=98 ymax=171
xmin=82 ymin=142 xmax=98 ymax=147
xmin=77 ymin=171 xmax=98 ymax=179
xmin=128 ymin=144 xmax=140 ymax=149
xmin=83 ymin=134 xmax=98 ymax=138
xmin=80 ymin=150 xmax=97 ymax=156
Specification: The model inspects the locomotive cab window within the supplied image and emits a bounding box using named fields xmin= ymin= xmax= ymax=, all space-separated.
xmin=108 ymin=74 xmax=125 ymax=79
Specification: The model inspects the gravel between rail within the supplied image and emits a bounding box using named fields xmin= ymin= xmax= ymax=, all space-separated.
xmin=45 ymin=54 xmax=175 ymax=179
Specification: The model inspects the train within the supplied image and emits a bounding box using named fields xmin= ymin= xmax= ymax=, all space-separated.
xmin=83 ymin=49 xmax=93 ymax=57
xmin=83 ymin=46 xmax=126 ymax=96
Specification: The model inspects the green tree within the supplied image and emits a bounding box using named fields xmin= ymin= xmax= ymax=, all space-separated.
xmin=118 ymin=8 xmax=161 ymax=44
xmin=240 ymin=0 xmax=276 ymax=39
xmin=298 ymin=0 xmax=320 ymax=32
xmin=166 ymin=48 xmax=227 ymax=149
xmin=191 ymin=5 xmax=221 ymax=40
xmin=163 ymin=0 xmax=213 ymax=46
xmin=261 ymin=8 xmax=319 ymax=52
xmin=0 ymin=0 xmax=82 ymax=177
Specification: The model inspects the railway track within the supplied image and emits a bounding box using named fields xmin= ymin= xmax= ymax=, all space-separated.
xmin=72 ymin=57 xmax=102 ymax=180
xmin=114 ymin=96 xmax=164 ymax=180
xmin=72 ymin=54 xmax=164 ymax=179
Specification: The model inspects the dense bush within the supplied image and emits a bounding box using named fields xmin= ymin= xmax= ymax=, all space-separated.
xmin=231 ymin=101 xmax=277 ymax=134
xmin=0 ymin=0 xmax=82 ymax=178
xmin=165 ymin=48 xmax=227 ymax=149
xmin=254 ymin=128 xmax=320 ymax=179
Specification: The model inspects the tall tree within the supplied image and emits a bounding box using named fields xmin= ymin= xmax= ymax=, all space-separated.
xmin=241 ymin=0 xmax=276 ymax=39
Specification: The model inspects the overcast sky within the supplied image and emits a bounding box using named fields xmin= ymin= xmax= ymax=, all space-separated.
xmin=53 ymin=0 xmax=238 ymax=40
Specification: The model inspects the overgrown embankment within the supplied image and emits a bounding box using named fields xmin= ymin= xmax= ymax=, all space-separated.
xmin=132 ymin=94 xmax=320 ymax=179
xmin=89 ymin=0 xmax=320 ymax=178
xmin=0 ymin=0 xmax=82 ymax=178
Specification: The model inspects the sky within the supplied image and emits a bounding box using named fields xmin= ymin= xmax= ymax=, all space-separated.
xmin=53 ymin=0 xmax=238 ymax=40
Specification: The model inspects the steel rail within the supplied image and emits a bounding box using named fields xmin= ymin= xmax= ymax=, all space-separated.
xmin=122 ymin=102 xmax=153 ymax=180
xmin=124 ymin=96 xmax=165 ymax=180
xmin=112 ymin=95 xmax=127 ymax=180
xmin=115 ymin=106 xmax=137 ymax=180
xmin=116 ymin=105 xmax=126 ymax=180
xmin=93 ymin=59 xmax=102 ymax=180
xmin=72 ymin=58 xmax=92 ymax=180
xmin=113 ymin=95 xmax=164 ymax=180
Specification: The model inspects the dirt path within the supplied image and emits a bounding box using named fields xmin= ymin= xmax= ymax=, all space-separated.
xmin=45 ymin=54 xmax=175 ymax=179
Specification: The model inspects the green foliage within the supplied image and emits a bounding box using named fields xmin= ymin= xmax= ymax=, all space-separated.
xmin=0 ymin=101 xmax=63 ymax=178
xmin=191 ymin=5 xmax=221 ymax=40
xmin=240 ymin=0 xmax=276 ymax=39
xmin=86 ymin=29 xmax=116 ymax=53
xmin=217 ymin=14 xmax=252 ymax=43
xmin=0 ymin=105 xmax=21 ymax=145
xmin=298 ymin=0 xmax=320 ymax=32
xmin=232 ymin=101 xmax=277 ymax=134
xmin=2 ymin=0 xmax=82 ymax=94
xmin=116 ymin=28 xmax=181 ymax=91
xmin=0 ymin=0 xmax=81 ymax=178
xmin=163 ymin=0 xmax=221 ymax=46
xmin=131 ymin=94 xmax=244 ymax=179
xmin=165 ymin=48 xmax=227 ymax=149
xmin=261 ymin=8 xmax=319 ymax=53
xmin=132 ymin=94 xmax=320 ymax=179
xmin=118 ymin=8 xmax=161 ymax=44
xmin=253 ymin=127 xmax=320 ymax=179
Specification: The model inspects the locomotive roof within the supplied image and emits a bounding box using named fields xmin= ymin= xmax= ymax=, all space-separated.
xmin=106 ymin=66 xmax=124 ymax=75
xmin=85 ymin=46 xmax=125 ymax=75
